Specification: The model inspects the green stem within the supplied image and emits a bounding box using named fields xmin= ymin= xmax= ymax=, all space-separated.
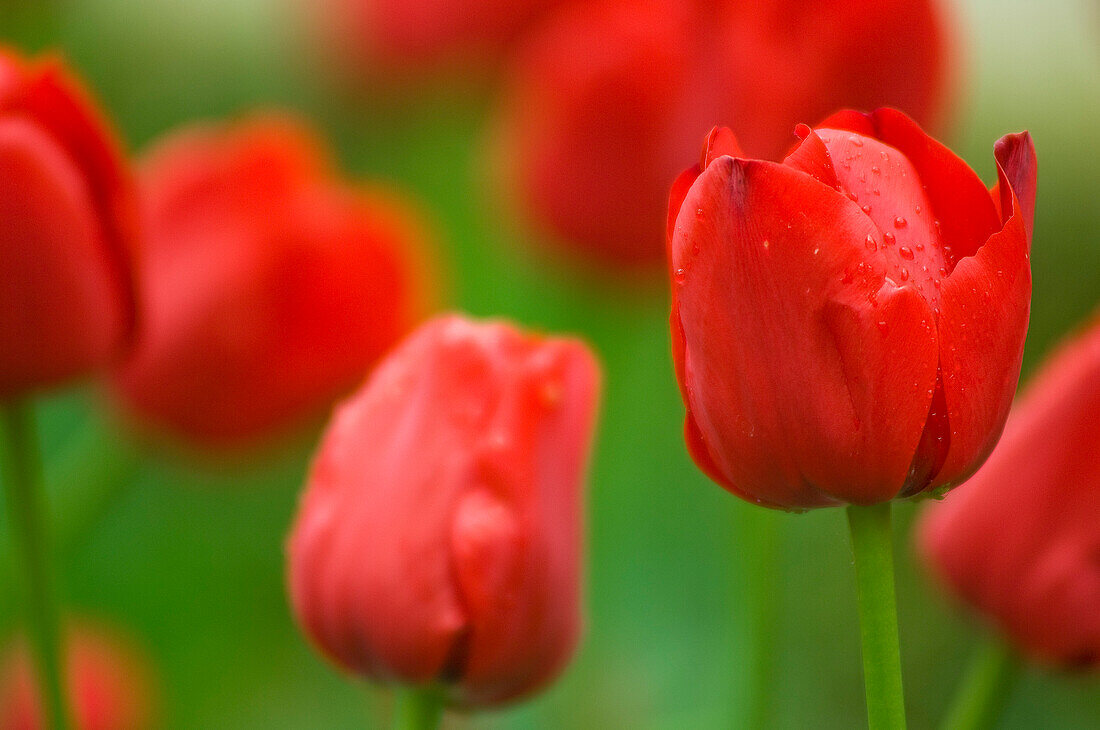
xmin=847 ymin=503 xmax=906 ymax=730
xmin=392 ymin=687 xmax=444 ymax=730
xmin=1 ymin=401 xmax=72 ymax=730
xmin=942 ymin=637 xmax=1019 ymax=730
xmin=742 ymin=507 xmax=781 ymax=729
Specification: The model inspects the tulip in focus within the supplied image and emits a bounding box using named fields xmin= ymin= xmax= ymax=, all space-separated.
xmin=919 ymin=313 xmax=1100 ymax=668
xmin=111 ymin=114 xmax=436 ymax=447
xmin=0 ymin=46 xmax=137 ymax=398
xmin=287 ymin=314 xmax=600 ymax=708
xmin=0 ymin=624 xmax=155 ymax=730
xmin=669 ymin=109 xmax=1036 ymax=509
xmin=493 ymin=0 xmax=953 ymax=265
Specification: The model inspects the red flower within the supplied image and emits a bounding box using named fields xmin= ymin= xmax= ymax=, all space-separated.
xmin=111 ymin=114 xmax=437 ymax=446
xmin=668 ymin=109 xmax=1036 ymax=509
xmin=311 ymin=0 xmax=572 ymax=78
xmin=287 ymin=314 xmax=600 ymax=707
xmin=0 ymin=47 xmax=137 ymax=398
xmin=918 ymin=314 xmax=1100 ymax=668
xmin=0 ymin=624 xmax=155 ymax=730
xmin=492 ymin=0 xmax=953 ymax=265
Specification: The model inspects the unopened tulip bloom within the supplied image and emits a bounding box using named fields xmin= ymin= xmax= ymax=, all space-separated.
xmin=0 ymin=624 xmax=155 ymax=730
xmin=919 ymin=314 xmax=1100 ymax=668
xmin=0 ymin=46 xmax=137 ymax=398
xmin=111 ymin=114 xmax=436 ymax=446
xmin=669 ymin=109 xmax=1036 ymax=509
xmin=287 ymin=314 xmax=600 ymax=708
xmin=493 ymin=0 xmax=952 ymax=265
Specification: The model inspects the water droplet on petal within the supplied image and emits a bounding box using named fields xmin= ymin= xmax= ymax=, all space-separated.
xmin=861 ymin=204 xmax=872 ymax=214
xmin=848 ymin=135 xmax=864 ymax=147
xmin=864 ymin=235 xmax=877 ymax=251
xmin=883 ymin=232 xmax=896 ymax=245
xmin=899 ymin=246 xmax=914 ymax=260
xmin=894 ymin=216 xmax=907 ymax=228
xmin=674 ymin=268 xmax=686 ymax=283
xmin=900 ymin=268 xmax=910 ymax=281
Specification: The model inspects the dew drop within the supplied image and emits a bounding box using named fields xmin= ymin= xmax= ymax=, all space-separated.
xmin=861 ymin=204 xmax=872 ymax=214
xmin=915 ymin=205 xmax=922 ymax=214
xmin=864 ymin=234 xmax=877 ymax=251
xmin=847 ymin=190 xmax=859 ymax=202
xmin=696 ymin=208 xmax=704 ymax=218
xmin=762 ymin=239 xmax=770 ymax=250
xmin=813 ymin=247 xmax=820 ymax=255
xmin=674 ymin=268 xmax=686 ymax=284
xmin=883 ymin=232 xmax=896 ymax=246
xmin=871 ymin=165 xmax=881 ymax=175
xmin=894 ymin=216 xmax=908 ymax=228
xmin=877 ymin=321 xmax=889 ymax=334
xmin=915 ymin=242 xmax=924 ymax=252
xmin=900 ymin=268 xmax=910 ymax=281
xmin=899 ymin=246 xmax=915 ymax=260
xmin=848 ymin=135 xmax=864 ymax=147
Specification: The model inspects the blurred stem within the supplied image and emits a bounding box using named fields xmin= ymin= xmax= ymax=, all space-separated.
xmin=392 ymin=688 xmax=444 ymax=730
xmin=0 ymin=419 xmax=139 ymax=629
xmin=742 ymin=507 xmax=781 ymax=729
xmin=942 ymin=637 xmax=1019 ymax=730
xmin=1 ymin=401 xmax=72 ymax=730
xmin=847 ymin=503 xmax=906 ymax=730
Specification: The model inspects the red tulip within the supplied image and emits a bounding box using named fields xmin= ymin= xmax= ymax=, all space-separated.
xmin=287 ymin=314 xmax=600 ymax=707
xmin=668 ymin=109 xmax=1036 ymax=509
xmin=0 ymin=624 xmax=155 ymax=730
xmin=0 ymin=47 xmax=137 ymax=398
xmin=492 ymin=0 xmax=953 ymax=265
xmin=312 ymin=0 xmax=572 ymax=78
xmin=111 ymin=114 xmax=437 ymax=446
xmin=918 ymin=314 xmax=1100 ymax=668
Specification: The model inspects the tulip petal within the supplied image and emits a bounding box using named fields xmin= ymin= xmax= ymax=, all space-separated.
xmin=782 ymin=128 xmax=838 ymax=188
xmin=934 ymin=134 xmax=1035 ymax=488
xmin=0 ymin=118 xmax=128 ymax=395
xmin=818 ymin=108 xmax=1001 ymax=263
xmin=671 ymin=157 xmax=938 ymax=507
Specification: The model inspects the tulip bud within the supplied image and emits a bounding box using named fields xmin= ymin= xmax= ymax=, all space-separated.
xmin=0 ymin=46 xmax=137 ymax=398
xmin=0 ymin=624 xmax=155 ymax=730
xmin=110 ymin=114 xmax=437 ymax=447
xmin=287 ymin=314 xmax=600 ymax=707
xmin=669 ymin=109 xmax=1036 ymax=509
xmin=492 ymin=0 xmax=952 ymax=265
xmin=918 ymin=314 xmax=1100 ymax=668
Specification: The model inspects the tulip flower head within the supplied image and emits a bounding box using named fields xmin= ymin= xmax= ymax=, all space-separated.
xmin=669 ymin=109 xmax=1036 ymax=509
xmin=287 ymin=314 xmax=600 ymax=707
xmin=0 ymin=46 xmax=137 ymax=398
xmin=919 ymin=314 xmax=1100 ymax=668
xmin=0 ymin=625 xmax=155 ymax=730
xmin=111 ymin=114 xmax=436 ymax=447
xmin=493 ymin=0 xmax=952 ymax=265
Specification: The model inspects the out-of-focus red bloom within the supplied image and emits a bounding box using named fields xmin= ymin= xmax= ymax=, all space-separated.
xmin=313 ymin=0 xmax=572 ymax=79
xmin=492 ymin=0 xmax=953 ymax=265
xmin=0 ymin=47 xmax=137 ymax=398
xmin=0 ymin=624 xmax=155 ymax=730
xmin=918 ymin=314 xmax=1100 ymax=668
xmin=668 ymin=109 xmax=1036 ymax=510
xmin=287 ymin=314 xmax=600 ymax=707
xmin=110 ymin=114 xmax=437 ymax=447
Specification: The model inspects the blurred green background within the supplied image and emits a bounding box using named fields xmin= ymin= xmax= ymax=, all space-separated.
xmin=1 ymin=0 xmax=1099 ymax=727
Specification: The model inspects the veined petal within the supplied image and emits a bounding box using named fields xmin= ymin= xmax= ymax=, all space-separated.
xmin=934 ymin=133 xmax=1035 ymax=488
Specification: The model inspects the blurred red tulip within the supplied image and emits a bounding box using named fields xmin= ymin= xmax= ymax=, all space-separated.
xmin=919 ymin=314 xmax=1100 ymax=668
xmin=668 ymin=109 xmax=1036 ymax=509
xmin=492 ymin=0 xmax=954 ymax=265
xmin=0 ymin=624 xmax=155 ymax=730
xmin=312 ymin=0 xmax=572 ymax=79
xmin=287 ymin=314 xmax=600 ymax=707
xmin=0 ymin=46 xmax=137 ymax=398
xmin=111 ymin=114 xmax=437 ymax=447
